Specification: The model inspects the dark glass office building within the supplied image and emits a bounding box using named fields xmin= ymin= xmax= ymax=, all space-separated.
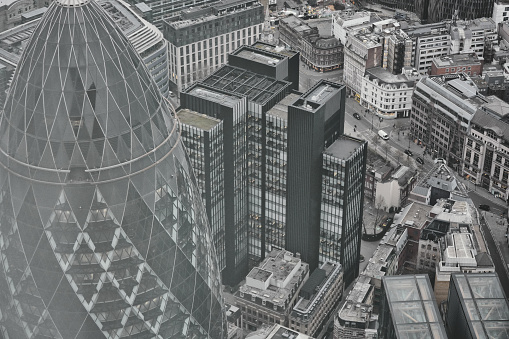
xmin=0 ymin=0 xmax=226 ymax=338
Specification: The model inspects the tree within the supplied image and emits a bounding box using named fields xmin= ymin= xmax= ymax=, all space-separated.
xmin=383 ymin=143 xmax=390 ymax=161
xmin=394 ymin=120 xmax=403 ymax=141
xmin=333 ymin=1 xmax=345 ymax=10
xmin=371 ymin=135 xmax=380 ymax=152
xmin=373 ymin=196 xmax=386 ymax=234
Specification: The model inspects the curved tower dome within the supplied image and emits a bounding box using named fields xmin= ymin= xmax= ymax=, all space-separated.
xmin=0 ymin=0 xmax=226 ymax=338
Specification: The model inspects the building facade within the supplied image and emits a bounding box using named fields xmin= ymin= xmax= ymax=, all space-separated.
xmin=430 ymin=53 xmax=482 ymax=76
xmin=343 ymin=32 xmax=382 ymax=98
xmin=235 ymin=250 xmax=309 ymax=331
xmin=163 ymin=0 xmax=264 ymax=92
xmin=493 ymin=0 xmax=509 ymax=26
xmin=320 ymin=136 xmax=367 ymax=285
xmin=279 ymin=15 xmax=343 ymax=72
xmin=410 ymin=74 xmax=487 ymax=171
xmin=0 ymin=0 xmax=227 ymax=337
xmin=449 ymin=18 xmax=498 ymax=60
xmin=177 ymin=109 xmax=226 ymax=271
xmin=463 ymin=99 xmax=509 ymax=198
xmin=181 ymin=84 xmax=250 ymax=286
xmin=362 ymin=67 xmax=419 ymax=119
xmin=404 ymin=22 xmax=450 ymax=75
xmin=426 ymin=0 xmax=494 ymax=23
xmin=289 ymin=262 xmax=343 ymax=337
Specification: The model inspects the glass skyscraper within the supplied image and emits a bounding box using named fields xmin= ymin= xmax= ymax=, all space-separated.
xmin=0 ymin=0 xmax=226 ymax=338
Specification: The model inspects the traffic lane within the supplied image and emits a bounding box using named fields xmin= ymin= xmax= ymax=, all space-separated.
xmin=468 ymin=191 xmax=507 ymax=216
xmin=479 ymin=216 xmax=509 ymax=297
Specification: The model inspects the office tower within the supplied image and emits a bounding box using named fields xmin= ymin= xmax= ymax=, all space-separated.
xmin=446 ymin=273 xmax=509 ymax=338
xmin=286 ymin=81 xmax=346 ymax=272
xmin=427 ymin=0 xmax=494 ymax=23
xmin=0 ymin=0 xmax=226 ymax=337
xmin=177 ymin=109 xmax=226 ymax=271
xmin=320 ymin=136 xmax=367 ymax=285
xmin=181 ymin=44 xmax=366 ymax=286
xmin=163 ymin=0 xmax=264 ymax=93
xmin=378 ymin=275 xmax=448 ymax=339
xmin=181 ymin=84 xmax=249 ymax=286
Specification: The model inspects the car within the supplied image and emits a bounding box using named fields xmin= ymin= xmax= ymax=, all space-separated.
xmin=382 ymin=217 xmax=393 ymax=228
xmin=353 ymin=112 xmax=361 ymax=120
xmin=416 ymin=157 xmax=424 ymax=165
xmin=404 ymin=149 xmax=413 ymax=156
xmin=378 ymin=130 xmax=389 ymax=140
xmin=434 ymin=158 xmax=445 ymax=164
xmin=479 ymin=204 xmax=490 ymax=212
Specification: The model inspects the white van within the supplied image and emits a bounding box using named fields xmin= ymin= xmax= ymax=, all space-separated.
xmin=378 ymin=130 xmax=389 ymax=140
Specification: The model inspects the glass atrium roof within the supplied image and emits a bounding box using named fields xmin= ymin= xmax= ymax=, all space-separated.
xmin=384 ymin=275 xmax=448 ymax=339
xmin=452 ymin=273 xmax=509 ymax=338
xmin=201 ymin=65 xmax=290 ymax=104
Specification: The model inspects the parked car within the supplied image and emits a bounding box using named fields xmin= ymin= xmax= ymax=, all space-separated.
xmin=416 ymin=157 xmax=424 ymax=165
xmin=353 ymin=112 xmax=361 ymax=120
xmin=479 ymin=204 xmax=490 ymax=211
xmin=382 ymin=217 xmax=393 ymax=228
xmin=434 ymin=158 xmax=445 ymax=164
xmin=404 ymin=149 xmax=413 ymax=156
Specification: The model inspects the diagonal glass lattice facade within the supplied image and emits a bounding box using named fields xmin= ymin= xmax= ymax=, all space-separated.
xmin=0 ymin=0 xmax=226 ymax=338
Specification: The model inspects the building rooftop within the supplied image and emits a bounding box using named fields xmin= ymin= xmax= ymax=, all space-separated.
xmin=442 ymin=232 xmax=476 ymax=263
xmin=247 ymin=325 xmax=311 ymax=339
xmin=398 ymin=202 xmax=433 ymax=229
xmin=383 ymin=275 xmax=448 ymax=339
xmin=338 ymin=300 xmax=372 ymax=324
xmin=301 ymin=81 xmax=343 ymax=106
xmin=99 ymin=0 xmax=142 ymax=35
xmin=187 ymin=84 xmax=244 ymax=107
xmin=21 ymin=7 xmax=48 ymax=19
xmin=324 ymin=136 xmax=364 ymax=160
xmin=418 ymin=75 xmax=488 ymax=115
xmin=235 ymin=48 xmax=284 ymax=66
xmin=412 ymin=163 xmax=469 ymax=198
xmin=351 ymin=274 xmax=374 ymax=301
xmin=451 ymin=273 xmax=509 ymax=338
xmin=239 ymin=250 xmax=308 ymax=307
xmin=0 ymin=20 xmax=39 ymax=66
xmin=166 ymin=0 xmax=261 ymax=29
xmin=292 ymin=262 xmax=342 ymax=319
xmin=365 ymin=67 xmax=419 ymax=87
xmin=266 ymin=92 xmax=301 ymax=120
xmin=363 ymin=244 xmax=394 ymax=280
xmin=338 ymin=274 xmax=373 ymax=323
xmin=433 ymin=200 xmax=473 ymax=225
xmin=201 ymin=65 xmax=290 ymax=105
xmin=472 ymin=101 xmax=509 ymax=142
xmin=177 ymin=108 xmax=221 ymax=131
xmin=433 ymin=54 xmax=480 ymax=68
xmin=252 ymin=42 xmax=298 ymax=58
xmin=382 ymin=225 xmax=407 ymax=248
xmin=281 ymin=15 xmax=313 ymax=34
xmin=404 ymin=22 xmax=449 ymax=38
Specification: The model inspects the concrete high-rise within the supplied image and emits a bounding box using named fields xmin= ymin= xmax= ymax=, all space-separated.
xmin=0 ymin=0 xmax=226 ymax=337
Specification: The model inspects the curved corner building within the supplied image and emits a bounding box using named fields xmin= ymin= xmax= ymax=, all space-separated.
xmin=0 ymin=0 xmax=226 ymax=338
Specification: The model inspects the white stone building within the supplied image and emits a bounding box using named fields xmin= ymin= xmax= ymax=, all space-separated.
xmin=449 ymin=18 xmax=498 ymax=60
xmin=362 ymin=67 xmax=421 ymax=118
